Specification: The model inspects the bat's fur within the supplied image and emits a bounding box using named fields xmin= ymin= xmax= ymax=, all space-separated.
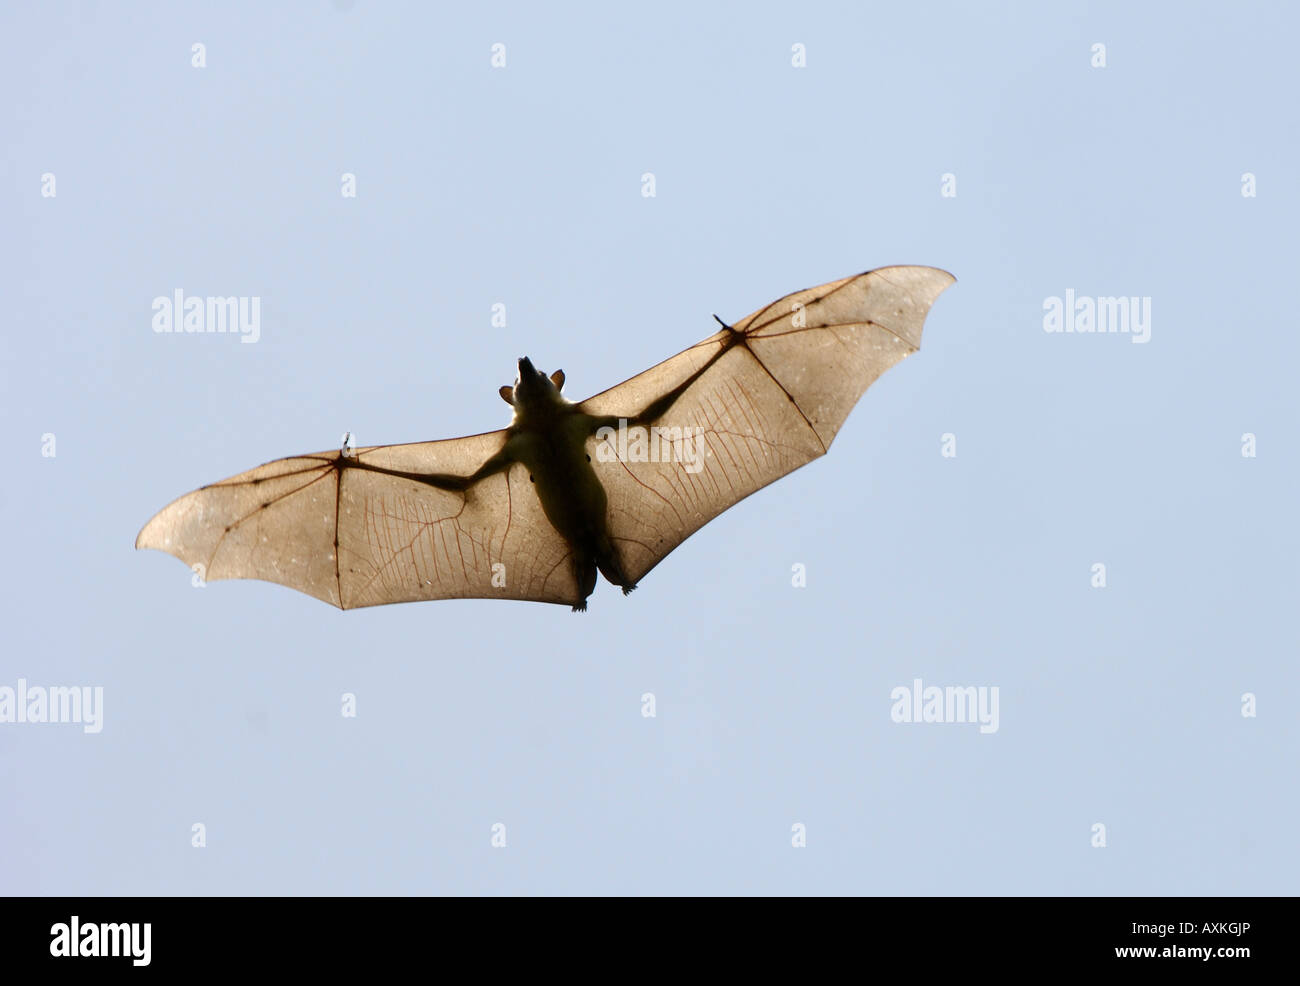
xmin=503 ymin=358 xmax=637 ymax=610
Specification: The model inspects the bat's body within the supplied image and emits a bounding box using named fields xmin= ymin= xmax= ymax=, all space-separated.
xmin=137 ymin=266 xmax=954 ymax=610
xmin=494 ymin=363 xmax=635 ymax=607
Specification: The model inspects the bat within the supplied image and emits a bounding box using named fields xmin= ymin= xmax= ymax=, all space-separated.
xmin=137 ymin=266 xmax=954 ymax=611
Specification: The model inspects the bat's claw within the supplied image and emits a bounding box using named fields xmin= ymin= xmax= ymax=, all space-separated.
xmin=621 ymin=584 xmax=637 ymax=596
xmin=571 ymin=600 xmax=588 ymax=613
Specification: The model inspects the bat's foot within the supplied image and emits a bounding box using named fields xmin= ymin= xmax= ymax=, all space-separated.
xmin=621 ymin=583 xmax=637 ymax=596
xmin=571 ymin=600 xmax=588 ymax=613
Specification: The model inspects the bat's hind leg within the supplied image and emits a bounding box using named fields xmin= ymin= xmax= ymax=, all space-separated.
xmin=570 ymin=551 xmax=598 ymax=612
xmin=595 ymin=541 xmax=637 ymax=597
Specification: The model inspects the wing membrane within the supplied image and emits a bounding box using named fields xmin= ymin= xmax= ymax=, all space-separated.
xmin=578 ymin=265 xmax=954 ymax=583
xmin=136 ymin=433 xmax=581 ymax=608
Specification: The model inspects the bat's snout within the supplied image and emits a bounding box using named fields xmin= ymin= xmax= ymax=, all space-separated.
xmin=517 ymin=356 xmax=536 ymax=377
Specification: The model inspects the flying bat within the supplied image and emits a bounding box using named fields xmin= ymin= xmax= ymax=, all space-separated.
xmin=137 ymin=266 xmax=954 ymax=611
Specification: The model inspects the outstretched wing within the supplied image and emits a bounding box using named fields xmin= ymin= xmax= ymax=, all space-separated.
xmin=136 ymin=433 xmax=582 ymax=609
xmin=577 ymin=265 xmax=954 ymax=585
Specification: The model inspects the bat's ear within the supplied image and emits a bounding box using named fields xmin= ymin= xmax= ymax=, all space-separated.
xmin=550 ymin=369 xmax=565 ymax=391
xmin=499 ymin=385 xmax=515 ymax=406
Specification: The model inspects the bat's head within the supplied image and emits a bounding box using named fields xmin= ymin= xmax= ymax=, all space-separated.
xmin=500 ymin=357 xmax=566 ymax=413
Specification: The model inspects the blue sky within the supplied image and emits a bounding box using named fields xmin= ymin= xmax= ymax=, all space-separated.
xmin=2 ymin=1 xmax=1296 ymax=894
